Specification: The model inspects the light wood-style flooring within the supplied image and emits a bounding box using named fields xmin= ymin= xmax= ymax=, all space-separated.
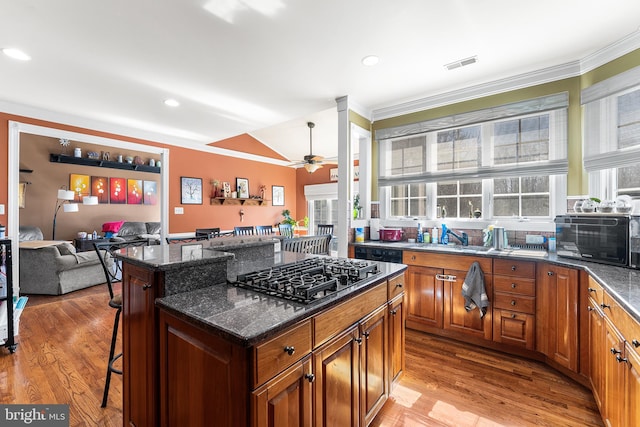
xmin=1 ymin=284 xmax=603 ymax=426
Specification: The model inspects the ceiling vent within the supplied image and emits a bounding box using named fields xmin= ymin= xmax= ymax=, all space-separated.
xmin=444 ymin=55 xmax=478 ymax=71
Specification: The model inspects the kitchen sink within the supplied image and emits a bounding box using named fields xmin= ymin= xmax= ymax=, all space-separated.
xmin=408 ymin=243 xmax=493 ymax=254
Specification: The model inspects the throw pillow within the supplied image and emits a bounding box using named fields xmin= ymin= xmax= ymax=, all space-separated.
xmin=102 ymin=220 xmax=125 ymax=233
xmin=57 ymin=242 xmax=76 ymax=255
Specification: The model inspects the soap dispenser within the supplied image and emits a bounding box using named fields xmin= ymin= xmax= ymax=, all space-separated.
xmin=417 ymin=223 xmax=423 ymax=243
xmin=441 ymin=224 xmax=449 ymax=245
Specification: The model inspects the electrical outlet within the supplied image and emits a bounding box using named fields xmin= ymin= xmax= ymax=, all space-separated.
xmin=525 ymin=234 xmax=545 ymax=244
xmin=174 ymin=207 xmax=184 ymax=215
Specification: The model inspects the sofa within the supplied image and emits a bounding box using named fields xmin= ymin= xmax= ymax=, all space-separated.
xmin=19 ymin=226 xmax=112 ymax=295
xmin=104 ymin=221 xmax=161 ymax=244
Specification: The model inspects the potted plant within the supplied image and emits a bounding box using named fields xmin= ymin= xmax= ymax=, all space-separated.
xmin=281 ymin=210 xmax=297 ymax=229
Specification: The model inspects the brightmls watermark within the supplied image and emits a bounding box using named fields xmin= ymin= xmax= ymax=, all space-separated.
xmin=0 ymin=405 xmax=69 ymax=426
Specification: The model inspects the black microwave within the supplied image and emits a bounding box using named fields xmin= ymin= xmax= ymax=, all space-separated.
xmin=554 ymin=214 xmax=640 ymax=269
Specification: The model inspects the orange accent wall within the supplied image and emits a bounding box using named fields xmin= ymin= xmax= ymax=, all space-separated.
xmin=209 ymin=133 xmax=289 ymax=161
xmin=0 ymin=113 xmax=298 ymax=237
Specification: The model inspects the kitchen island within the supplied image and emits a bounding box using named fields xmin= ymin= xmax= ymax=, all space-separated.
xmin=116 ymin=238 xmax=407 ymax=427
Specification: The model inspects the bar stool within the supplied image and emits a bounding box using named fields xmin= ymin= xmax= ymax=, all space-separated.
xmin=93 ymin=238 xmax=150 ymax=407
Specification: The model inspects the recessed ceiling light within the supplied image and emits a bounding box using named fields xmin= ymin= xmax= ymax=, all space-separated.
xmin=361 ymin=55 xmax=379 ymax=66
xmin=164 ymin=99 xmax=180 ymax=107
xmin=2 ymin=48 xmax=31 ymax=61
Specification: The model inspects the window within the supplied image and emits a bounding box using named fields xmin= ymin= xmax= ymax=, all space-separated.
xmin=583 ymin=66 xmax=640 ymax=200
xmin=377 ymin=94 xmax=568 ymax=219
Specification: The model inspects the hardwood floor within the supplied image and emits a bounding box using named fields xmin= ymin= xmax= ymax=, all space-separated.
xmin=1 ymin=286 xmax=603 ymax=427
xmin=0 ymin=284 xmax=122 ymax=426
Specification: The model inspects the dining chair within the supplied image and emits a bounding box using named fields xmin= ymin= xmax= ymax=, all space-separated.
xmin=166 ymin=235 xmax=209 ymax=244
xmin=234 ymin=226 xmax=255 ymax=236
xmin=278 ymin=223 xmax=293 ymax=238
xmin=255 ymin=225 xmax=274 ymax=235
xmin=195 ymin=227 xmax=221 ymax=239
xmin=93 ymin=238 xmax=151 ymax=408
xmin=316 ymin=224 xmax=334 ymax=236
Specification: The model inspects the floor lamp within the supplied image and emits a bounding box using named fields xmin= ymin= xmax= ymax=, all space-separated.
xmin=52 ymin=189 xmax=76 ymax=240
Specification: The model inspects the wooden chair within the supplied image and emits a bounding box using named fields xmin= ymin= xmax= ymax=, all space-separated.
xmin=281 ymin=234 xmax=332 ymax=255
xmin=317 ymin=224 xmax=334 ymax=236
xmin=255 ymin=225 xmax=274 ymax=235
xmin=278 ymin=223 xmax=293 ymax=238
xmin=195 ymin=228 xmax=221 ymax=239
xmin=234 ymin=226 xmax=255 ymax=236
xmin=93 ymin=238 xmax=151 ymax=407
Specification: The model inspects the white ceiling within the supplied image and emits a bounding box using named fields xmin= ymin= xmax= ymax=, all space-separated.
xmin=2 ymin=0 xmax=640 ymax=164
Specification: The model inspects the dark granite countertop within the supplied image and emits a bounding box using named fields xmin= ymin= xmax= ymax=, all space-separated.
xmin=155 ymin=252 xmax=407 ymax=347
xmin=114 ymin=236 xmax=277 ymax=271
xmin=352 ymin=241 xmax=640 ymax=323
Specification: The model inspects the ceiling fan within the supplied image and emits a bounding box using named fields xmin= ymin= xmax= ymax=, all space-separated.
xmin=291 ymin=122 xmax=337 ymax=173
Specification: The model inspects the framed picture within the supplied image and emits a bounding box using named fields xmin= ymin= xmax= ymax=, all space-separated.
xmin=110 ymin=177 xmax=127 ymax=204
xmin=70 ymin=173 xmax=90 ymax=202
xmin=272 ymin=185 xmax=284 ymax=206
xmin=181 ymin=177 xmax=203 ymax=204
xmin=91 ymin=176 xmax=109 ymax=203
xmin=236 ymin=177 xmax=249 ymax=199
xmin=222 ymin=181 xmax=231 ymax=198
xmin=127 ymin=179 xmax=143 ymax=205
xmin=143 ymin=180 xmax=158 ymax=205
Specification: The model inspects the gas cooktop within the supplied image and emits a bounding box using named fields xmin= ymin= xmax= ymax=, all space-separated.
xmin=230 ymin=257 xmax=380 ymax=305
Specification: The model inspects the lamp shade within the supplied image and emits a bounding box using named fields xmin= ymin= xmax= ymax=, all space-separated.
xmin=83 ymin=196 xmax=99 ymax=205
xmin=63 ymin=203 xmax=79 ymax=213
xmin=57 ymin=189 xmax=75 ymax=200
xmin=304 ymin=163 xmax=321 ymax=173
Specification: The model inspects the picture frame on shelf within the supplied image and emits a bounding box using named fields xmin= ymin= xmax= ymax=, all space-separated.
xmin=181 ymin=177 xmax=203 ymax=204
xmin=236 ymin=177 xmax=249 ymax=199
xmin=272 ymin=185 xmax=284 ymax=206
xmin=222 ymin=181 xmax=231 ymax=197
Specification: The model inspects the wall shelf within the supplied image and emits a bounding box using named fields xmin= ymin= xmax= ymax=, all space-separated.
xmin=210 ymin=197 xmax=266 ymax=206
xmin=49 ymin=154 xmax=161 ymax=174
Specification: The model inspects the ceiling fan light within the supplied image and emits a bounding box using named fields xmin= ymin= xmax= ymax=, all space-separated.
xmin=304 ymin=163 xmax=321 ymax=173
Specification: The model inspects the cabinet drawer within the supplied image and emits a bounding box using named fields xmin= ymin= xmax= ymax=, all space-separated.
xmin=586 ymin=276 xmax=605 ymax=307
xmin=493 ymin=259 xmax=535 ymax=278
xmin=388 ymin=273 xmax=405 ymax=300
xmin=403 ymin=251 xmax=492 ymax=273
xmin=493 ymin=276 xmax=535 ymax=296
xmin=314 ymin=282 xmax=387 ymax=348
xmin=494 ymin=292 xmax=535 ymax=314
xmin=254 ymin=320 xmax=312 ymax=387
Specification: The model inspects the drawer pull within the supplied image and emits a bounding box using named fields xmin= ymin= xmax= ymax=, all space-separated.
xmin=588 ymin=288 xmax=597 ymax=293
xmin=601 ymin=303 xmax=611 ymax=310
xmin=633 ymin=340 xmax=640 ymax=348
xmin=304 ymin=373 xmax=315 ymax=383
xmin=610 ymin=347 xmax=622 ymax=356
xmin=511 ymin=265 xmax=517 ymax=271
xmin=511 ymin=313 xmax=516 ymax=319
xmin=616 ymin=355 xmax=628 ymax=364
xmin=142 ymin=284 xmax=152 ymax=290
xmin=510 ymin=300 xmax=516 ymax=306
xmin=354 ymin=337 xmax=363 ymax=345
xmin=435 ymin=274 xmax=457 ymax=282
xmin=511 ymin=283 xmax=517 ymax=289
xmin=411 ymin=255 xmax=416 ymax=261
xmin=587 ymin=306 xmax=594 ymax=312
xmin=363 ymin=331 xmax=370 ymax=340
xmin=547 ymin=271 xmax=554 ymax=276
xmin=390 ymin=309 xmax=398 ymax=315
xmin=284 ymin=346 xmax=295 ymax=356
xmin=396 ymin=282 xmax=404 ymax=288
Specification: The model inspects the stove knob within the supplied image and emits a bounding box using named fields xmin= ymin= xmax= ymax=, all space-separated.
xmin=284 ymin=346 xmax=295 ymax=356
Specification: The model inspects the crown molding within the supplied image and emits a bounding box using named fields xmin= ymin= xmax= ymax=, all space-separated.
xmin=373 ymin=30 xmax=640 ymax=122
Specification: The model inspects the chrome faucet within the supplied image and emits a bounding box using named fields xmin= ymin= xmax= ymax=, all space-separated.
xmin=447 ymin=229 xmax=469 ymax=246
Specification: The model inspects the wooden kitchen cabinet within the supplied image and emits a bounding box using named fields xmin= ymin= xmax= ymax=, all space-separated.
xmin=443 ymin=266 xmax=493 ymax=340
xmin=252 ymin=356 xmax=313 ymax=427
xmin=359 ymin=305 xmax=388 ymax=427
xmin=405 ymin=265 xmax=443 ymax=330
xmin=588 ymin=299 xmax=606 ymax=412
xmin=122 ymin=262 xmax=161 ymax=427
xmin=603 ymin=316 xmax=626 ymax=427
xmin=536 ymin=263 xmax=579 ymax=372
xmin=388 ymin=294 xmax=405 ymax=386
xmin=492 ymin=259 xmax=536 ymax=350
xmin=624 ymin=341 xmax=640 ymax=427
xmin=313 ymin=326 xmax=360 ymax=427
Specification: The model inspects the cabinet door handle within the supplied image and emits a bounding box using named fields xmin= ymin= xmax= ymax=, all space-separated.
xmin=304 ymin=373 xmax=315 ymax=383
xmin=142 ymin=284 xmax=152 ymax=290
xmin=511 ymin=265 xmax=517 ymax=271
xmin=511 ymin=283 xmax=517 ymax=289
xmin=610 ymin=347 xmax=622 ymax=355
xmin=588 ymin=288 xmax=596 ymax=293
xmin=363 ymin=331 xmax=370 ymax=340
xmin=354 ymin=337 xmax=363 ymax=345
xmin=396 ymin=282 xmax=403 ymax=288
xmin=435 ymin=274 xmax=456 ymax=282
xmin=511 ymin=313 xmax=516 ymax=319
xmin=510 ymin=300 xmax=517 ymax=306
xmin=390 ymin=309 xmax=398 ymax=315
xmin=633 ymin=339 xmax=640 ymax=348
xmin=547 ymin=271 xmax=554 ymax=276
xmin=601 ymin=303 xmax=610 ymax=310
xmin=587 ymin=306 xmax=594 ymax=312
xmin=616 ymin=355 xmax=628 ymax=364
xmin=411 ymin=255 xmax=416 ymax=261
xmin=284 ymin=346 xmax=295 ymax=356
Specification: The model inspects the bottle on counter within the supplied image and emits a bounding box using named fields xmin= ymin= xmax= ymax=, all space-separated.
xmin=431 ymin=227 xmax=439 ymax=244
xmin=441 ymin=224 xmax=449 ymax=245
xmin=417 ymin=223 xmax=423 ymax=243
xmin=92 ymin=230 xmax=98 ymax=240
